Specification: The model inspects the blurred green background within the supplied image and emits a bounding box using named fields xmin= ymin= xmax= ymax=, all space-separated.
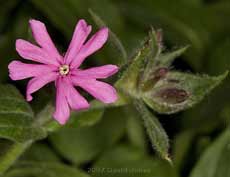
xmin=1 ymin=0 xmax=230 ymax=177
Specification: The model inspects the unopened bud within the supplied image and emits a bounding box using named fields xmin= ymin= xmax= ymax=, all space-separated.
xmin=155 ymin=88 xmax=189 ymax=104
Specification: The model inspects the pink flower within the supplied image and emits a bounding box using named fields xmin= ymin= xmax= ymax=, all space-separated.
xmin=8 ymin=19 xmax=118 ymax=125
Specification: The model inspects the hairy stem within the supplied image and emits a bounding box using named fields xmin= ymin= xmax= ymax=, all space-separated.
xmin=0 ymin=141 xmax=32 ymax=176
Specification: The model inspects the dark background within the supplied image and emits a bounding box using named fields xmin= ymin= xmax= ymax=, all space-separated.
xmin=0 ymin=0 xmax=230 ymax=177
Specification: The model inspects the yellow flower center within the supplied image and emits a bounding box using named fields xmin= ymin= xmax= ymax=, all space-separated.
xmin=59 ymin=65 xmax=70 ymax=75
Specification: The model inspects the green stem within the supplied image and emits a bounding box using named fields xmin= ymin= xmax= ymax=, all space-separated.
xmin=0 ymin=141 xmax=32 ymax=176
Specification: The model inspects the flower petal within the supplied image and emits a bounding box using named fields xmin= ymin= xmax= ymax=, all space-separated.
xmin=73 ymin=65 xmax=119 ymax=79
xmin=70 ymin=27 xmax=109 ymax=68
xmin=26 ymin=72 xmax=57 ymax=101
xmin=72 ymin=78 xmax=117 ymax=103
xmin=8 ymin=60 xmax=56 ymax=80
xmin=29 ymin=19 xmax=62 ymax=63
xmin=64 ymin=19 xmax=92 ymax=64
xmin=16 ymin=39 xmax=59 ymax=65
xmin=53 ymin=77 xmax=70 ymax=125
xmin=64 ymin=77 xmax=90 ymax=110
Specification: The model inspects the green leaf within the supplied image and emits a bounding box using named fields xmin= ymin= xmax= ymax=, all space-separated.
xmin=4 ymin=162 xmax=90 ymax=177
xmin=36 ymin=104 xmax=105 ymax=133
xmin=67 ymin=109 xmax=105 ymax=128
xmin=89 ymin=9 xmax=127 ymax=65
xmin=0 ymin=85 xmax=50 ymax=175
xmin=134 ymin=101 xmax=170 ymax=161
xmin=189 ymin=128 xmax=230 ymax=177
xmin=157 ymin=46 xmax=189 ymax=67
xmin=0 ymin=85 xmax=46 ymax=142
xmin=36 ymin=104 xmax=105 ymax=131
xmin=142 ymin=71 xmax=228 ymax=114
xmin=20 ymin=143 xmax=60 ymax=162
xmin=49 ymin=107 xmax=126 ymax=165
xmin=0 ymin=127 xmax=46 ymax=143
xmin=125 ymin=106 xmax=147 ymax=151
xmin=0 ymin=141 xmax=32 ymax=175
xmin=220 ymin=104 xmax=230 ymax=125
xmin=92 ymin=144 xmax=178 ymax=177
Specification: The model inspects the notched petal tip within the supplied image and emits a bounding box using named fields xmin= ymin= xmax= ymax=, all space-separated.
xmin=29 ymin=19 xmax=46 ymax=33
xmin=75 ymin=102 xmax=90 ymax=110
xmin=29 ymin=19 xmax=35 ymax=23
xmin=107 ymin=65 xmax=119 ymax=75
xmin=78 ymin=19 xmax=87 ymax=26
xmin=26 ymin=94 xmax=33 ymax=102
xmin=53 ymin=112 xmax=69 ymax=125
xmin=29 ymin=19 xmax=44 ymax=26
xmin=15 ymin=39 xmax=27 ymax=56
xmin=26 ymin=84 xmax=34 ymax=102
xmin=69 ymin=23 xmax=109 ymax=68
xmin=87 ymin=25 xmax=92 ymax=34
xmin=53 ymin=104 xmax=70 ymax=125
xmin=98 ymin=27 xmax=109 ymax=42
xmin=101 ymin=27 xmax=109 ymax=34
xmin=8 ymin=60 xmax=20 ymax=80
xmin=8 ymin=60 xmax=19 ymax=68
xmin=9 ymin=74 xmax=18 ymax=81
xmin=76 ymin=19 xmax=92 ymax=34
xmin=64 ymin=19 xmax=92 ymax=65
xmin=86 ymin=27 xmax=109 ymax=48
xmin=15 ymin=39 xmax=24 ymax=49
xmin=102 ymin=90 xmax=118 ymax=104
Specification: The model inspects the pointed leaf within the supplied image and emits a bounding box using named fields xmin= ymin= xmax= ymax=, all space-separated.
xmin=134 ymin=100 xmax=170 ymax=161
xmin=157 ymin=46 xmax=189 ymax=67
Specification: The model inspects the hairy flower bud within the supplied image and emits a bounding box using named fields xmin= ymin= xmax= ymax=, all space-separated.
xmin=155 ymin=88 xmax=189 ymax=104
xmin=141 ymin=67 xmax=169 ymax=92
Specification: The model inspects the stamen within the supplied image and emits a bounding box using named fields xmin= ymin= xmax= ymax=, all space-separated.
xmin=59 ymin=65 xmax=70 ymax=75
